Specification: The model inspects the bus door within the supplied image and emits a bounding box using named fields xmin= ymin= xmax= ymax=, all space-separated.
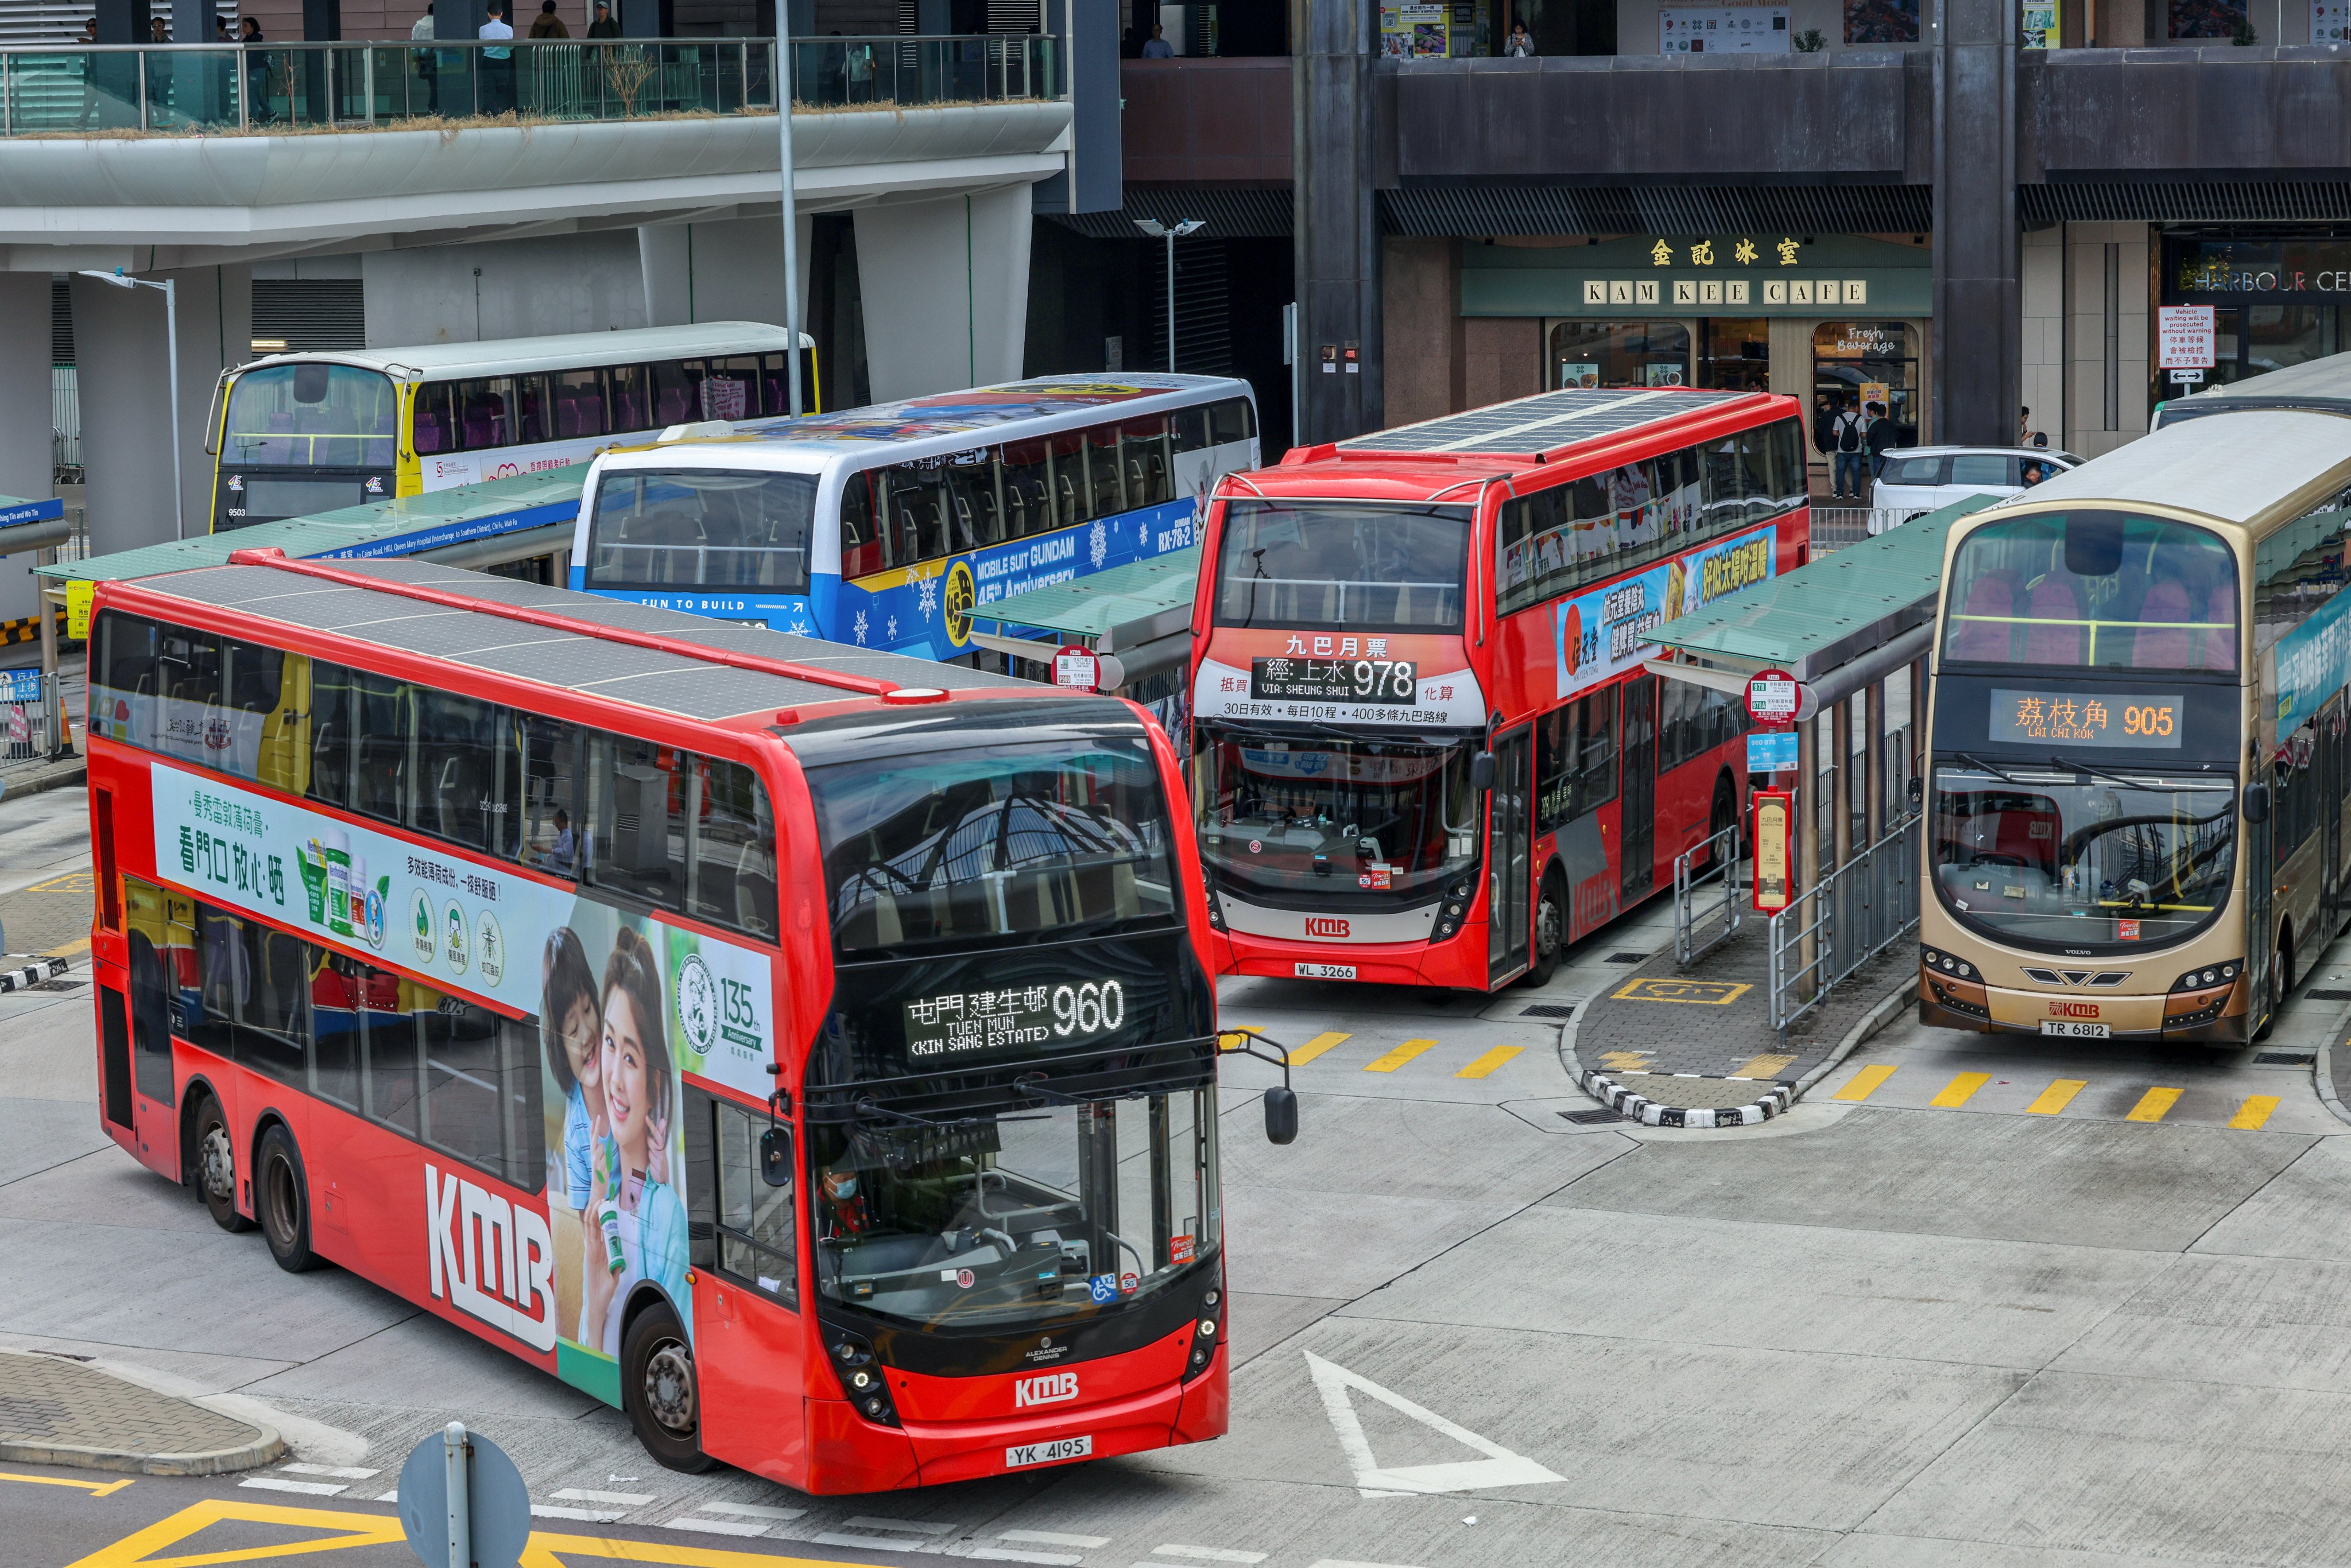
xmin=2250 ymin=751 xmax=2276 ymax=1029
xmin=1621 ymin=674 xmax=1659 ymax=902
xmin=2325 ymin=697 xmax=2347 ymax=929
xmin=1488 ymin=725 xmax=1533 ymax=984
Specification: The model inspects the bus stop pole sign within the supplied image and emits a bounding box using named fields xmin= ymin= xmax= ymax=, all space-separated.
xmin=398 ymin=1422 xmax=530 ymax=1568
xmin=1745 ymin=669 xmax=1799 ymax=729
xmin=1054 ymin=644 xmax=1101 ymax=692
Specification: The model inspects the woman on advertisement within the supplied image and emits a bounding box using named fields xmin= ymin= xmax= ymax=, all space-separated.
xmin=580 ymin=926 xmax=691 ymax=1354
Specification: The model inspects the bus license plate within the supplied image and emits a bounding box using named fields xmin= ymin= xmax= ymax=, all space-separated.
xmin=1006 ymin=1435 xmax=1091 ymax=1469
xmin=1296 ymin=962 xmax=1356 ymax=980
xmin=2039 ymin=1019 xmax=2110 ymax=1039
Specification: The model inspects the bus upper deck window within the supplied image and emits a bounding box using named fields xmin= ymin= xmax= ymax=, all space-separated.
xmin=1210 ymin=398 xmax=1254 ymax=445
xmin=1173 ymin=406 xmax=1209 ymax=454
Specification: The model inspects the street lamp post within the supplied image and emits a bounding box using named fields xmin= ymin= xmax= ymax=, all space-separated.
xmin=80 ymin=269 xmax=184 ymax=541
xmin=776 ymin=28 xmax=803 ymax=417
xmin=1132 ymin=218 xmax=1204 ymax=374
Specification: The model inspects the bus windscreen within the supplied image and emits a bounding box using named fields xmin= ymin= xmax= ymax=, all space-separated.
xmin=1941 ymin=512 xmax=2239 ymax=672
xmin=1213 ymin=500 xmax=1470 ymax=633
xmin=585 ymin=471 xmax=818 ymax=593
xmin=223 ymin=363 xmax=398 ymax=469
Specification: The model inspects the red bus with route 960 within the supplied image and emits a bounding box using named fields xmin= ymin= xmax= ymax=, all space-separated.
xmin=84 ymin=548 xmax=1271 ymax=1491
xmin=1188 ymin=387 xmax=1810 ymax=989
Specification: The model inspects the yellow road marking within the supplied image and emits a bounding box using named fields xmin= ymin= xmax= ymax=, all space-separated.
xmin=1611 ymin=977 xmax=1753 ymax=1005
xmin=2230 ymin=1095 xmax=2282 ymax=1131
xmin=1832 ymin=1064 xmax=1897 ymax=1101
xmin=2028 ymin=1079 xmax=2087 ymax=1115
xmin=1730 ymin=1053 xmax=1798 ymax=1080
xmin=1455 ymin=1046 xmax=1524 ymax=1079
xmin=2126 ymin=1086 xmax=2184 ymax=1123
xmin=1363 ymin=1038 xmax=1436 ymax=1072
xmin=0 ymin=1469 xmax=132 ymax=1496
xmin=1599 ymin=1050 xmax=1654 ymax=1073
xmin=1287 ymin=1031 xmax=1350 ymax=1065
xmin=1930 ymin=1072 xmax=1993 ymax=1108
xmin=22 ymin=870 xmax=91 ymax=894
xmin=46 ymin=935 xmax=91 ymax=957
xmin=61 ymin=1501 xmax=900 ymax=1568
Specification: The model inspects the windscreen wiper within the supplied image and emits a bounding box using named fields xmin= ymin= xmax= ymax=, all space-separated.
xmin=2050 ymin=753 xmax=2147 ymax=789
xmin=1953 ymin=751 xmax=2025 ymax=786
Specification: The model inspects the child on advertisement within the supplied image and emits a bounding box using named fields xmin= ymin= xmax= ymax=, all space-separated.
xmin=541 ymin=927 xmax=605 ymax=1210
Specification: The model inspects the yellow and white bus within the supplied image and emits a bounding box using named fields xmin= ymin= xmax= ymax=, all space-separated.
xmin=206 ymin=324 xmax=819 ymax=531
xmin=1920 ymin=403 xmax=2351 ymax=1045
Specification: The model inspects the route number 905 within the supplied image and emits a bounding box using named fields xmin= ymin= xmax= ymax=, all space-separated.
xmin=2122 ymin=704 xmax=2175 ymax=738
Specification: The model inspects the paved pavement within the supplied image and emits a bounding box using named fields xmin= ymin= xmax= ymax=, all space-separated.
xmin=0 ymin=1348 xmax=284 ymax=1474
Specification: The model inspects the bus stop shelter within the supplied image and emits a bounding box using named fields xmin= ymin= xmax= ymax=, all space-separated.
xmin=0 ymin=496 xmax=72 ymax=760
xmin=964 ymin=544 xmax=1202 ymax=721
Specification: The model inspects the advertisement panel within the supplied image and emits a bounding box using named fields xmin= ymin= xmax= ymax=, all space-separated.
xmin=1554 ymin=522 xmax=1778 ymax=700
xmin=145 ymin=763 xmax=780 ymax=1400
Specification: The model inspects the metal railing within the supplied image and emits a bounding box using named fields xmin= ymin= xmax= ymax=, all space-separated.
xmin=1808 ymin=504 xmax=1920 ymax=552
xmin=0 ymin=34 xmax=1057 ymax=135
xmin=1672 ymin=818 xmax=1744 ymax=968
xmin=1766 ymin=811 xmax=1920 ymax=1042
xmin=0 ymin=666 xmax=67 ymax=769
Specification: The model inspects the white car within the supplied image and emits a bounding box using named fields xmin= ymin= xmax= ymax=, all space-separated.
xmin=1869 ymin=445 xmax=2081 ymax=527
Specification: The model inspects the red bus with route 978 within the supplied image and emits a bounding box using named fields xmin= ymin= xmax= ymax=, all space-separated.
xmin=1188 ymin=387 xmax=1809 ymax=989
xmin=83 ymin=547 xmax=1266 ymax=1491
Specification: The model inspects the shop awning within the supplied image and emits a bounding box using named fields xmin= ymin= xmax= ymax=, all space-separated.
xmin=1648 ymin=494 xmax=1999 ymax=688
xmin=965 ymin=545 xmax=1201 ymax=684
xmin=36 ymin=468 xmax=588 ymax=591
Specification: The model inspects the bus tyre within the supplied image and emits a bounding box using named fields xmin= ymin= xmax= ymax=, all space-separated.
xmin=191 ymin=1095 xmax=253 ymax=1234
xmin=1525 ymin=874 xmax=1566 ymax=988
xmin=256 ymin=1125 xmax=319 ymax=1274
xmin=622 ymin=1301 xmax=718 ymax=1473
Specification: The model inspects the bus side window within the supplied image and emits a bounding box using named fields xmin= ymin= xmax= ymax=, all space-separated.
xmin=350 ymin=670 xmax=415 ymax=825
xmin=1567 ymin=691 xmax=1617 ymax=818
xmin=313 ymin=950 xmax=366 ymax=1112
xmin=154 ymin=622 xmax=223 ymax=769
xmin=651 ymin=359 xmax=699 ymax=429
xmin=1122 ymin=415 xmax=1173 ymax=508
xmin=1049 ymin=429 xmax=1092 ymax=528
xmin=1173 ymin=405 xmax=1209 ymax=454
xmin=587 ymin=732 xmax=688 ymax=911
xmin=453 ymin=377 xmax=514 ymax=451
xmin=1001 ymin=441 xmax=1051 ymax=539
xmin=411 ymin=382 xmax=455 ymax=457
xmin=306 ymin=661 xmax=355 ymax=812
xmin=609 ymin=363 xmax=651 ymax=433
xmin=1087 ymin=421 xmax=1126 ymax=517
xmin=689 ymin=756 xmax=778 ymax=939
xmin=363 ymin=967 xmax=421 ymax=1137
xmin=218 ymin=638 xmax=286 ymax=788
xmin=418 ymin=988 xmax=543 ymax=1192
xmin=1209 ymin=397 xmax=1255 ymax=447
xmin=410 ymin=690 xmax=509 ymax=855
xmin=552 ymin=367 xmax=610 ymax=439
xmin=841 ymin=469 xmax=883 ymax=577
xmin=515 ymin=714 xmax=583 ymax=875
xmin=510 ymin=374 xmax=553 ymax=448
xmin=703 ymin=356 xmax=758 ymax=422
xmin=92 ymin=611 xmax=160 ymax=750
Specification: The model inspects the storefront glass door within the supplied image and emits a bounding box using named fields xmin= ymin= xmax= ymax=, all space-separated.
xmin=1812 ymin=321 xmax=1920 ymax=447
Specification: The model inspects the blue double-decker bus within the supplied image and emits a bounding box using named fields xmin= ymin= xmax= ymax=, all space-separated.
xmin=569 ymin=374 xmax=1258 ymax=664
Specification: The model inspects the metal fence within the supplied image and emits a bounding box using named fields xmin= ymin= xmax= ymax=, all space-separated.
xmin=1766 ymin=812 xmax=1921 ymax=1041
xmin=0 ymin=34 xmax=1058 ymax=135
xmin=1808 ymin=505 xmax=1919 ymax=552
xmin=1672 ymin=818 xmax=1744 ymax=968
xmin=50 ymin=363 xmax=78 ymax=483
xmin=0 ymin=666 xmax=67 ymax=771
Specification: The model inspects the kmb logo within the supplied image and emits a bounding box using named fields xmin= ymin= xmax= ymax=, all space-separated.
xmin=1304 ymin=917 xmax=1350 ymax=939
xmin=426 ymin=1164 xmax=556 ymax=1353
xmin=1014 ymin=1372 xmax=1080 ymax=1408
xmin=2047 ymin=1001 xmax=2100 ymax=1018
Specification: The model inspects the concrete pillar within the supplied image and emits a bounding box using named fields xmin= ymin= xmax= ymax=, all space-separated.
xmin=0 ymin=275 xmax=52 ymax=628
xmin=362 ymin=234 xmax=647 ymax=347
xmin=637 ymin=214 xmax=813 ymax=334
xmin=1931 ymin=0 xmax=2019 ymax=448
xmin=853 ymin=185 xmax=1033 ymax=402
xmin=75 ymin=265 xmax=251 ymax=556
xmin=1294 ymin=0 xmax=1380 ymax=443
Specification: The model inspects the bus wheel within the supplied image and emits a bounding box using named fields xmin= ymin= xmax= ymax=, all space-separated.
xmin=1711 ymin=778 xmax=1740 ymax=857
xmin=255 ymin=1125 xmax=318 ymax=1274
xmin=2257 ymin=936 xmax=2294 ymax=1042
xmin=191 ymin=1095 xmax=253 ymax=1234
xmin=1525 ymin=874 xmax=1567 ymax=987
xmin=622 ymin=1301 xmax=718 ymax=1473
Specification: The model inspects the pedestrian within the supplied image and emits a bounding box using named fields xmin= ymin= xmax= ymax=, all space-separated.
xmin=586 ymin=0 xmax=621 ymax=34
xmin=529 ymin=0 xmax=570 ymax=37
xmin=479 ymin=1 xmax=516 ymax=115
xmin=411 ymin=1 xmax=438 ymax=112
xmin=1505 ymin=21 xmax=1534 ymax=53
xmin=1829 ymin=395 xmax=1866 ymax=499
xmin=1863 ymin=400 xmax=1897 ymax=482
xmin=239 ymin=18 xmax=273 ymax=122
xmin=74 ymin=14 xmax=98 ymax=129
xmin=2018 ymin=405 xmax=2031 ymax=444
xmin=1141 ymin=21 xmax=1174 ymax=56
xmin=149 ymin=16 xmax=169 ymax=41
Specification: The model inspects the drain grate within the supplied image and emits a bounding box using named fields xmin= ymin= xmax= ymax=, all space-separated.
xmin=1559 ymin=1109 xmax=1622 ymax=1125
xmin=1520 ymin=1003 xmax=1577 ymax=1019
xmin=2307 ymin=989 xmax=2351 ymax=1002
xmin=2256 ymin=1051 xmax=2317 ymax=1065
xmin=1606 ymin=952 xmax=1648 ymax=964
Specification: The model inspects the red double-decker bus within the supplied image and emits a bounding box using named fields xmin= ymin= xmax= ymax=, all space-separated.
xmin=1189 ymin=388 xmax=1808 ymax=989
xmin=86 ymin=548 xmax=1250 ymax=1490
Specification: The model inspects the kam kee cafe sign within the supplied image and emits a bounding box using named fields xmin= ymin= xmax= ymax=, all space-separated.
xmin=1461 ymin=234 xmax=1932 ymax=320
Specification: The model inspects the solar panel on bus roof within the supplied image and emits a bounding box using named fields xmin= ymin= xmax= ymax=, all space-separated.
xmin=1343 ymin=387 xmax=1748 ymax=455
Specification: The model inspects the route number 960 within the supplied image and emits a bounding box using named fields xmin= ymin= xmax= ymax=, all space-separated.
xmin=1052 ymin=980 xmax=1126 ymax=1037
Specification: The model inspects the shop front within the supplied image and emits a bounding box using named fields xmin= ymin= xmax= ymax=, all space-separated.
xmin=1461 ymin=233 xmax=1934 ymax=487
xmin=2157 ymin=233 xmax=2351 ymax=405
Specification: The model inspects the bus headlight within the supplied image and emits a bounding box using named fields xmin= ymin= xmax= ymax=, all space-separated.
xmin=826 ymin=1330 xmax=900 ymax=1426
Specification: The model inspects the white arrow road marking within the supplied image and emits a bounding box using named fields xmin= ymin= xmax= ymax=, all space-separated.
xmin=1304 ymin=1350 xmax=1565 ymax=1499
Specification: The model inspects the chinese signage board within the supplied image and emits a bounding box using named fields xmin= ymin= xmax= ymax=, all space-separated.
xmin=1464 ymin=232 xmax=1932 ymax=321
xmin=2158 ymin=305 xmax=2216 ymax=370
xmin=1659 ymin=3 xmax=1789 ymax=51
xmin=1746 ymin=730 xmax=1798 ymax=773
xmin=1053 ymin=645 xmax=1100 ymax=690
xmin=1745 ymin=669 xmax=1799 ymax=725
xmin=1988 ymin=689 xmax=2182 ymax=750
xmin=1752 ymin=790 xmax=1792 ymax=913
xmin=2020 ymin=0 xmax=2059 ymax=46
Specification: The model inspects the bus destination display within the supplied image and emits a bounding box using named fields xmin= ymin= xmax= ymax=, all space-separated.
xmin=1989 ymin=689 xmax=2182 ymax=750
xmin=904 ymin=980 xmax=1128 ymax=1061
xmin=1250 ymin=657 xmax=1417 ymax=704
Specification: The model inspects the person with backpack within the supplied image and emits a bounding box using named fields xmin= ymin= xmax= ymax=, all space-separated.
xmin=1863 ymin=400 xmax=1897 ymax=482
xmin=1827 ymin=396 xmax=1866 ymax=499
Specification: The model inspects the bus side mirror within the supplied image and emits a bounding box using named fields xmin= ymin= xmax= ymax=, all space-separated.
xmin=1907 ymin=775 xmax=1923 ymax=810
xmin=759 ymin=1126 xmax=792 ymax=1186
xmin=1470 ymin=751 xmax=1496 ymax=791
xmin=1263 ymin=1085 xmax=1298 ymax=1146
xmin=2245 ymin=782 xmax=2271 ymax=824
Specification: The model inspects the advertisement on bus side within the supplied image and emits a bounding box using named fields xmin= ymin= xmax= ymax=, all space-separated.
xmin=1554 ymin=522 xmax=1778 ymax=700
xmin=146 ymin=765 xmax=776 ymax=1396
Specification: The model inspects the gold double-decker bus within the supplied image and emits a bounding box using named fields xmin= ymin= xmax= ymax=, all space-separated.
xmin=1919 ymin=402 xmax=2351 ymax=1045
